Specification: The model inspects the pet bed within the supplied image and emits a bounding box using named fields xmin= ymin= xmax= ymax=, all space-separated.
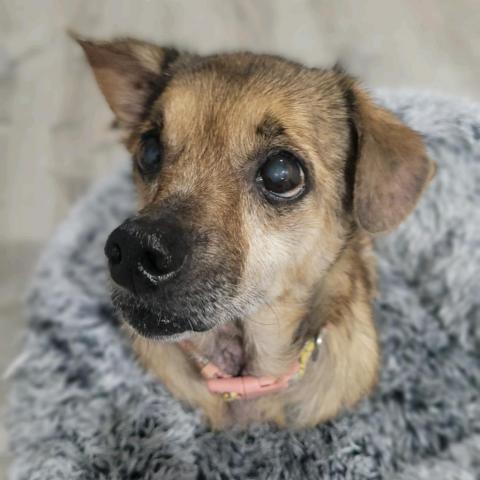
xmin=6 ymin=91 xmax=480 ymax=479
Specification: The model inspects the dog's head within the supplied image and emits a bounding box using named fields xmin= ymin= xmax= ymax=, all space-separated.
xmin=77 ymin=37 xmax=435 ymax=340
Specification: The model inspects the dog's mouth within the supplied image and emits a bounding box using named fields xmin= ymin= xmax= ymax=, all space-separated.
xmin=109 ymin=270 xmax=259 ymax=341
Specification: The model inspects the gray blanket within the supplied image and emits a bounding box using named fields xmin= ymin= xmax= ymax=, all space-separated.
xmin=6 ymin=91 xmax=480 ymax=479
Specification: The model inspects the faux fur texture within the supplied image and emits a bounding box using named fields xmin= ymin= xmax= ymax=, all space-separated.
xmin=5 ymin=91 xmax=480 ymax=479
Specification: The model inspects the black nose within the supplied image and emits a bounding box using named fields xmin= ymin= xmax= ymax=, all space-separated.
xmin=104 ymin=217 xmax=188 ymax=295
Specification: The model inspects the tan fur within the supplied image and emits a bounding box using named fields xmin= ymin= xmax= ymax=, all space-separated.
xmin=77 ymin=36 xmax=435 ymax=429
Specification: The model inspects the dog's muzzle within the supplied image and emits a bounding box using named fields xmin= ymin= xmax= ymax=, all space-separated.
xmin=104 ymin=214 xmax=238 ymax=339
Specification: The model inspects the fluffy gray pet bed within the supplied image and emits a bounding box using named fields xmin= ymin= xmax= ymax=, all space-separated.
xmin=6 ymin=91 xmax=480 ymax=480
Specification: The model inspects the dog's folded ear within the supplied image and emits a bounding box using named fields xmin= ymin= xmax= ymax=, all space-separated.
xmin=350 ymin=88 xmax=436 ymax=234
xmin=71 ymin=33 xmax=181 ymax=128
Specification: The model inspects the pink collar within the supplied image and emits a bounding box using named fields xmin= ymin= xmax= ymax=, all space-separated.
xmin=179 ymin=333 xmax=323 ymax=401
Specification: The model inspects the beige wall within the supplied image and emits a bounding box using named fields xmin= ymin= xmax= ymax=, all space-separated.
xmin=1 ymin=0 xmax=479 ymax=474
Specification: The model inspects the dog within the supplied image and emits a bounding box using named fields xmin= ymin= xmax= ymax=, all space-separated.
xmin=76 ymin=35 xmax=435 ymax=429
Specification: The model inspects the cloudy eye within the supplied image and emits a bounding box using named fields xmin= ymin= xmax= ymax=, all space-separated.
xmin=138 ymin=134 xmax=162 ymax=175
xmin=256 ymin=151 xmax=306 ymax=200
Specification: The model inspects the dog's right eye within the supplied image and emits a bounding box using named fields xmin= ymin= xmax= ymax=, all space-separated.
xmin=256 ymin=151 xmax=306 ymax=201
xmin=138 ymin=134 xmax=162 ymax=176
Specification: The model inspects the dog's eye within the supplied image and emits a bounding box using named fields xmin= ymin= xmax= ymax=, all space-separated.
xmin=256 ymin=151 xmax=305 ymax=200
xmin=138 ymin=135 xmax=162 ymax=175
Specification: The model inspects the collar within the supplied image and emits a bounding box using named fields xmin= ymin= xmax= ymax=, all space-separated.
xmin=179 ymin=331 xmax=324 ymax=401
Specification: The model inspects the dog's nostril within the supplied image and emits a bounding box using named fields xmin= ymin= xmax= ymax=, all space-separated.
xmin=142 ymin=250 xmax=174 ymax=277
xmin=106 ymin=242 xmax=122 ymax=265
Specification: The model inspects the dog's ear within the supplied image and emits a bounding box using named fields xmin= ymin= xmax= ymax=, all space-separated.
xmin=72 ymin=34 xmax=181 ymax=128
xmin=349 ymin=88 xmax=436 ymax=234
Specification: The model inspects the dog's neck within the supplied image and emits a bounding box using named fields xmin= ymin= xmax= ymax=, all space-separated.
xmin=187 ymin=268 xmax=319 ymax=379
xmin=190 ymin=299 xmax=316 ymax=380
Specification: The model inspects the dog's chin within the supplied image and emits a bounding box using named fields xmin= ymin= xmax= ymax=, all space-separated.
xmin=111 ymin=290 xmax=219 ymax=341
xmin=119 ymin=302 xmax=213 ymax=341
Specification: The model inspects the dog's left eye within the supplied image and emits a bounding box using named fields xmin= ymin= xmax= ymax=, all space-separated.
xmin=256 ymin=151 xmax=305 ymax=200
xmin=138 ymin=135 xmax=162 ymax=175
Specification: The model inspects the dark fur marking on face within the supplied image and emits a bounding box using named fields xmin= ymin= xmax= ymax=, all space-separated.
xmin=186 ymin=54 xmax=263 ymax=82
xmin=341 ymin=86 xmax=359 ymax=212
xmin=142 ymin=47 xmax=180 ymax=121
xmin=256 ymin=115 xmax=286 ymax=139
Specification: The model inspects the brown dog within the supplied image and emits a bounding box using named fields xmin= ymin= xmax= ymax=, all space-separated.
xmin=76 ymin=36 xmax=435 ymax=429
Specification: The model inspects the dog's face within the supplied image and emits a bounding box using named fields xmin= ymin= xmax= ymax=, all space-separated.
xmin=78 ymin=37 xmax=434 ymax=340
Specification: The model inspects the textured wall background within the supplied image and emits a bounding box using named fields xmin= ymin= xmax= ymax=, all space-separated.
xmin=1 ymin=0 xmax=479 ymax=476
